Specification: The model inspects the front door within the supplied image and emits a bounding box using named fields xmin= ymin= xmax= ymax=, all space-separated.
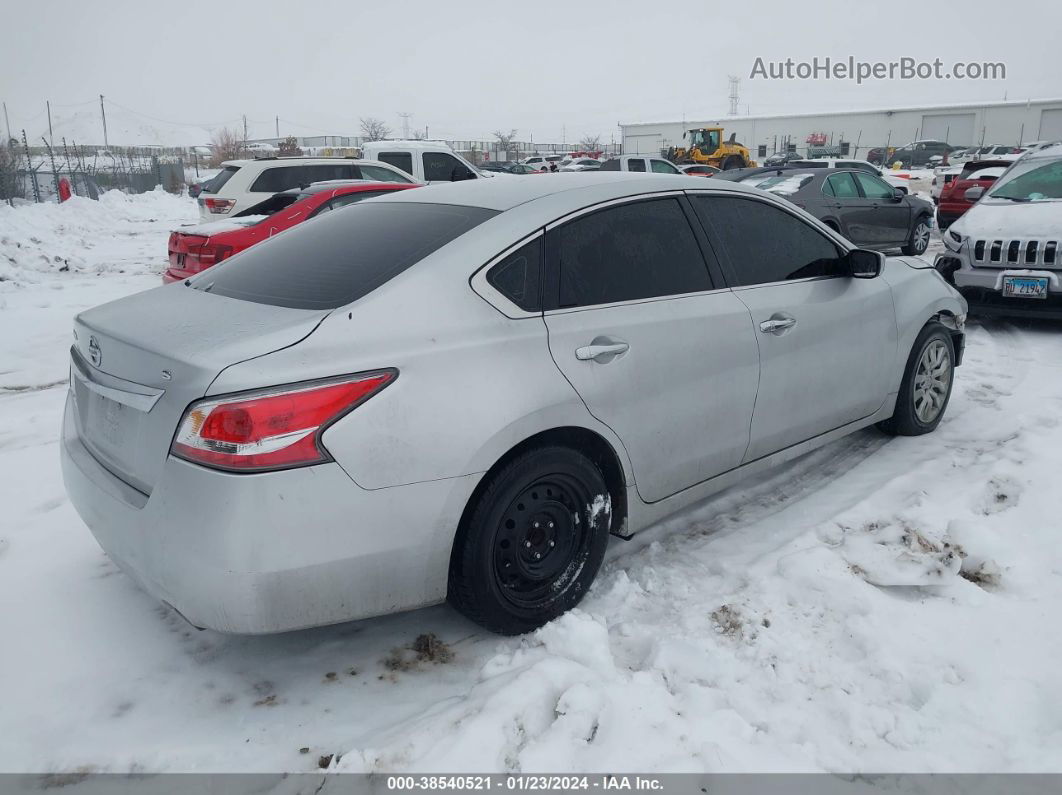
xmin=689 ymin=193 xmax=897 ymax=461
xmin=543 ymin=196 xmax=760 ymax=503
xmin=854 ymin=171 xmax=912 ymax=247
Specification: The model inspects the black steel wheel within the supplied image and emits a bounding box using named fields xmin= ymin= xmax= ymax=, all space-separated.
xmin=448 ymin=446 xmax=612 ymax=635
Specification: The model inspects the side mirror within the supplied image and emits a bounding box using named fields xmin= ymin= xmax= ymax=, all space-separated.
xmin=964 ymin=186 xmax=984 ymax=202
xmin=847 ymin=249 xmax=882 ymax=279
xmin=451 ymin=165 xmax=475 ymax=181
xmin=891 ymin=187 xmax=906 ymax=201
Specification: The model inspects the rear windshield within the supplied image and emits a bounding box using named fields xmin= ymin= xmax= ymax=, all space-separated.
xmin=189 ymin=202 xmax=498 ymax=309
xmin=201 ymin=166 xmax=239 ymax=194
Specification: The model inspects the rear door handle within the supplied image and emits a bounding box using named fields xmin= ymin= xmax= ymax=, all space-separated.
xmin=575 ymin=338 xmax=629 ymax=363
xmin=759 ymin=316 xmax=797 ymax=335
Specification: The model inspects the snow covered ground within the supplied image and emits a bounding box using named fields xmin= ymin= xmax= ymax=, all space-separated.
xmin=1 ymin=192 xmax=1060 ymax=775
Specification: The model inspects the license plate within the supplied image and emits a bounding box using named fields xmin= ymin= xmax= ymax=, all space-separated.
xmin=1002 ymin=276 xmax=1049 ymax=299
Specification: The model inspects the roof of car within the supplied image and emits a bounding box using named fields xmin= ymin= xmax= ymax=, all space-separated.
xmin=368 ymin=171 xmax=763 ymax=212
xmin=220 ymin=157 xmax=375 ymax=167
xmin=1023 ymin=141 xmax=1062 ymax=160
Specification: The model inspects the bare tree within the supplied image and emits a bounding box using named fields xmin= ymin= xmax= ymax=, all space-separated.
xmin=492 ymin=129 xmax=519 ymax=157
xmin=411 ymin=128 xmax=427 ymax=140
xmin=209 ymin=127 xmax=246 ymax=167
xmin=0 ymin=140 xmax=23 ymax=203
xmin=360 ymin=117 xmax=391 ymax=142
xmin=277 ymin=135 xmax=303 ymax=156
xmin=578 ymin=134 xmax=602 ymax=152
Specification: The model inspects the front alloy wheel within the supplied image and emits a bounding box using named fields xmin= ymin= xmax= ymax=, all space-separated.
xmin=913 ymin=339 xmax=952 ymax=424
xmin=903 ymin=217 xmax=932 ymax=255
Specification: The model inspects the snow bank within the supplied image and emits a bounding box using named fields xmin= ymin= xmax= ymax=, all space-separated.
xmin=0 ymin=188 xmax=197 ymax=287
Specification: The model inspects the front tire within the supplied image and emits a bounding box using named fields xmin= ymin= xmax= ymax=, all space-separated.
xmin=448 ymin=446 xmax=612 ymax=635
xmin=722 ymin=155 xmax=744 ymax=170
xmin=902 ymin=215 xmax=932 ymax=256
xmin=878 ymin=323 xmax=955 ymax=436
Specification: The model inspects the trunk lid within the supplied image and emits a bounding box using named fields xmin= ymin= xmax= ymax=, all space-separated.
xmin=70 ymin=284 xmax=328 ymax=495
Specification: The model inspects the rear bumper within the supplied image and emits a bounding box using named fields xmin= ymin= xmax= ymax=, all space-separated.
xmin=60 ymin=392 xmax=477 ymax=633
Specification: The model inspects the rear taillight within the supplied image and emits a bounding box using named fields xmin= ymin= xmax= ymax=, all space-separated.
xmin=191 ymin=242 xmax=233 ymax=267
xmin=171 ymin=371 xmax=395 ymax=472
xmin=204 ymin=198 xmax=235 ymax=214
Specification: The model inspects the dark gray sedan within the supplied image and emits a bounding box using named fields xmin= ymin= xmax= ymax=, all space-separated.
xmin=724 ymin=168 xmax=934 ymax=256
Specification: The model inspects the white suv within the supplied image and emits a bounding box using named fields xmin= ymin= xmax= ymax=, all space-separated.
xmin=936 ymin=144 xmax=1062 ymax=317
xmin=197 ymin=157 xmax=415 ymax=220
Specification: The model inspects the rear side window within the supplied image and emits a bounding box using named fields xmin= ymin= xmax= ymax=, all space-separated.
xmin=359 ymin=164 xmax=413 ymax=183
xmin=598 ymin=159 xmax=620 ymax=171
xmin=627 ymin=159 xmax=646 ymax=172
xmin=553 ymin=198 xmax=710 ymax=308
xmin=825 ymin=172 xmax=859 ymax=198
xmin=377 ymin=152 xmax=414 ymax=175
xmin=202 ymin=166 xmax=239 ymax=194
xmin=191 ymin=203 xmax=497 ymax=309
xmin=692 ymin=196 xmax=843 ymax=286
xmin=487 ymin=238 xmax=541 ymax=312
xmin=308 ymin=190 xmax=395 ymax=218
xmin=249 ymin=164 xmax=356 ymax=193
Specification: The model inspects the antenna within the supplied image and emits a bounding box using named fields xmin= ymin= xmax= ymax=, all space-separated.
xmin=398 ymin=112 xmax=412 ymax=139
xmin=728 ymin=76 xmax=740 ymax=116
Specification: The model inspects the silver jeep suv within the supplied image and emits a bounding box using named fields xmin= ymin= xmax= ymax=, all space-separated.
xmin=936 ymin=143 xmax=1062 ymax=318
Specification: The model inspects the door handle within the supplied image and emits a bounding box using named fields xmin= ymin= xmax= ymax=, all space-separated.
xmin=575 ymin=338 xmax=629 ymax=363
xmin=759 ymin=316 xmax=797 ymax=335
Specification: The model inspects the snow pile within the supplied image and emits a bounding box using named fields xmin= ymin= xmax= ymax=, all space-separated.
xmin=0 ymin=188 xmax=197 ymax=287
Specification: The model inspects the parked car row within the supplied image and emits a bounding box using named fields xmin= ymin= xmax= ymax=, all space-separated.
xmin=65 ymin=171 xmax=967 ymax=638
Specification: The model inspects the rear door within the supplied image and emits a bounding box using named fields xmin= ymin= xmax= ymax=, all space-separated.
xmin=542 ymin=195 xmax=760 ymax=503
xmin=822 ymin=172 xmax=870 ymax=243
xmin=689 ymin=193 xmax=896 ymax=461
xmin=853 ymin=171 xmax=910 ymax=246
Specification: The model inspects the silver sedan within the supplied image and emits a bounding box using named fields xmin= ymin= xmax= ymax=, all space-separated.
xmin=61 ymin=173 xmax=967 ymax=635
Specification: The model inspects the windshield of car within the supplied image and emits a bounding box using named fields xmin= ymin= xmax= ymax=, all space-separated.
xmin=987 ymin=159 xmax=1062 ymax=201
xmin=740 ymin=172 xmax=814 ymax=195
xmin=189 ymin=202 xmax=498 ymax=309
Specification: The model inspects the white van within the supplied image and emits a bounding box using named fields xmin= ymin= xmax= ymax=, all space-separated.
xmin=360 ymin=140 xmax=487 ymax=184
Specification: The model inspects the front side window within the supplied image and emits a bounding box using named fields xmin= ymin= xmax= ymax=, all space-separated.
xmin=423 ymin=152 xmax=465 ymax=181
xmin=554 ymin=198 xmax=711 ymax=309
xmin=377 ymin=152 xmax=414 ymax=176
xmin=692 ymin=196 xmax=844 ymax=287
xmin=650 ymin=159 xmax=680 ymax=174
xmin=854 ymin=172 xmax=895 ymax=199
xmin=598 ymin=159 xmax=620 ymax=171
xmin=627 ymin=159 xmax=646 ymax=172
xmin=487 ymin=238 xmax=541 ymax=312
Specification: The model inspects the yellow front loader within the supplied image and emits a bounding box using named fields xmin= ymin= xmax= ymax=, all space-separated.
xmin=667 ymin=127 xmax=756 ymax=170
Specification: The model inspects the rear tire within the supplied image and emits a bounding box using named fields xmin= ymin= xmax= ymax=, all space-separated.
xmin=878 ymin=323 xmax=955 ymax=436
xmin=448 ymin=446 xmax=612 ymax=635
xmin=901 ymin=214 xmax=932 ymax=256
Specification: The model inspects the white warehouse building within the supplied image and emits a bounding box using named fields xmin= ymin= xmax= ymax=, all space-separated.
xmin=619 ymin=97 xmax=1062 ymax=160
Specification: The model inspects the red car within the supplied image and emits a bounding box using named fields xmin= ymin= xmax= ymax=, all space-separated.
xmin=164 ymin=181 xmax=419 ymax=283
xmin=935 ymin=159 xmax=1011 ymax=230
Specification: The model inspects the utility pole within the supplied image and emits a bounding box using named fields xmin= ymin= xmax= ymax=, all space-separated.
xmin=47 ymin=100 xmax=53 ymax=145
xmin=242 ymin=114 xmax=248 ymax=142
xmin=99 ymin=95 xmax=109 ymax=147
xmin=2 ymin=101 xmax=11 ymax=143
xmin=398 ymin=112 xmax=412 ymax=139
xmin=275 ymin=115 xmax=279 ymax=138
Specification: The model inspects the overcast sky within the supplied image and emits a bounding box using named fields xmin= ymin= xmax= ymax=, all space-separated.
xmin=2 ymin=0 xmax=1059 ymax=145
